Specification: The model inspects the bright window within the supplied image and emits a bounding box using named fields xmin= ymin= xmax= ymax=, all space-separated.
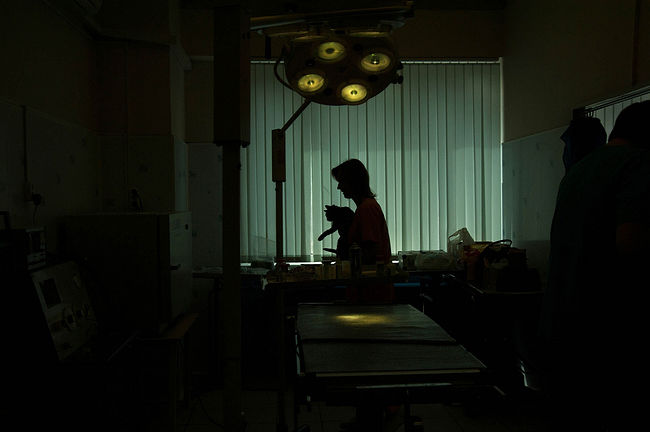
xmin=242 ymin=60 xmax=502 ymax=258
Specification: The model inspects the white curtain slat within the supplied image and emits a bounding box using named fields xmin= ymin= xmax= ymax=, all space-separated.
xmin=312 ymin=103 xmax=323 ymax=255
xmin=293 ymin=93 xmax=305 ymax=255
xmin=366 ymin=98 xmax=377 ymax=201
xmin=245 ymin=61 xmax=501 ymax=258
xmin=359 ymin=104 xmax=368 ymax=173
xmin=445 ymin=66 xmax=457 ymax=237
xmin=418 ymin=67 xmax=430 ymax=248
xmin=482 ymin=64 xmax=493 ymax=240
xmin=412 ymin=65 xmax=422 ymax=250
xmin=402 ymin=65 xmax=413 ymax=250
xmin=426 ymin=66 xmax=440 ymax=248
xmin=463 ymin=65 xmax=477 ymax=238
xmin=259 ymin=71 xmax=272 ymax=241
xmin=491 ymin=64 xmax=500 ymax=241
xmin=376 ymin=93 xmax=387 ymax=208
xmin=384 ymin=85 xmax=396 ymax=238
xmin=435 ymin=66 xmax=448 ymax=244
xmin=393 ymin=84 xmax=403 ymax=251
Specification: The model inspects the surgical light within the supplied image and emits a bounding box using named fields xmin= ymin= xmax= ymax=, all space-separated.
xmin=361 ymin=52 xmax=391 ymax=73
xmin=277 ymin=29 xmax=403 ymax=105
xmin=340 ymin=83 xmax=367 ymax=103
xmin=297 ymin=73 xmax=325 ymax=93
xmin=317 ymin=41 xmax=346 ymax=62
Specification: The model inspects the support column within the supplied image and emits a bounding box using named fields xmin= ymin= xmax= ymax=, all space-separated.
xmin=213 ymin=4 xmax=250 ymax=432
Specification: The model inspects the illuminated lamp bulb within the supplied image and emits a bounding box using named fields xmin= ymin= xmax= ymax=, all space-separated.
xmin=317 ymin=41 xmax=345 ymax=61
xmin=341 ymin=84 xmax=367 ymax=103
xmin=297 ymin=73 xmax=325 ymax=93
xmin=361 ymin=52 xmax=391 ymax=73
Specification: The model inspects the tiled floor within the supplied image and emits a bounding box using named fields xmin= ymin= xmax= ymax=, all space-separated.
xmin=175 ymin=386 xmax=555 ymax=432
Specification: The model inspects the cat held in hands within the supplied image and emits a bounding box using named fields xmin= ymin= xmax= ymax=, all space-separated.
xmin=317 ymin=205 xmax=354 ymax=259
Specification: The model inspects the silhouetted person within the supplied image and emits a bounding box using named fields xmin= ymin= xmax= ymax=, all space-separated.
xmin=330 ymin=159 xmax=399 ymax=429
xmin=541 ymin=101 xmax=650 ymax=430
xmin=560 ymin=116 xmax=607 ymax=172
xmin=331 ymin=159 xmax=394 ymax=299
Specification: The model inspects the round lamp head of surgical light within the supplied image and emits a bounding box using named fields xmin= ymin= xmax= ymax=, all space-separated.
xmin=297 ymin=73 xmax=326 ymax=93
xmin=340 ymin=83 xmax=368 ymax=103
xmin=317 ymin=41 xmax=346 ymax=62
xmin=361 ymin=52 xmax=392 ymax=73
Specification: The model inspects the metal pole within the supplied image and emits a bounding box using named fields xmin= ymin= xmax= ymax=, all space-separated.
xmin=281 ymin=99 xmax=311 ymax=133
xmin=272 ymin=129 xmax=286 ymax=262
xmin=273 ymin=99 xmax=311 ymax=263
xmin=275 ymin=181 xmax=283 ymax=261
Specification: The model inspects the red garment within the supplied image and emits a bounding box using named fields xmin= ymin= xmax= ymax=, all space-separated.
xmin=347 ymin=198 xmax=391 ymax=263
xmin=346 ymin=197 xmax=393 ymax=303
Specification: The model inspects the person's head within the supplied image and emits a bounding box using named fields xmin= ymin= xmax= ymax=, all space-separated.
xmin=608 ymin=101 xmax=650 ymax=148
xmin=331 ymin=159 xmax=375 ymax=200
xmin=561 ymin=116 xmax=607 ymax=171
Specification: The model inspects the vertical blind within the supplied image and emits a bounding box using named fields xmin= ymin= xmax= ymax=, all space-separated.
xmin=587 ymin=90 xmax=650 ymax=137
xmin=242 ymin=61 xmax=502 ymax=259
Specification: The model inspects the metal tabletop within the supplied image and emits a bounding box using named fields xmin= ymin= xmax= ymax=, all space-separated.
xmin=297 ymin=303 xmax=455 ymax=343
xmin=296 ymin=304 xmax=485 ymax=379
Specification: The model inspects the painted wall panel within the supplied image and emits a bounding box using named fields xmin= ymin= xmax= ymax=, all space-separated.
xmin=125 ymin=44 xmax=172 ymax=135
xmin=502 ymin=0 xmax=642 ymax=141
xmin=0 ymin=0 xmax=97 ymax=129
xmin=99 ymin=134 xmax=128 ymax=211
xmin=185 ymin=61 xmax=214 ymax=143
xmin=25 ymin=108 xmax=101 ymax=250
xmin=127 ymin=135 xmax=175 ymax=212
xmin=0 ymin=100 xmax=26 ymax=224
xmin=502 ymin=126 xmax=566 ymax=285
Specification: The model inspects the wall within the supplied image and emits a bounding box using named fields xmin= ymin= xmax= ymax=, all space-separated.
xmin=392 ymin=8 xmax=503 ymax=59
xmin=0 ymin=0 xmax=99 ymax=249
xmin=94 ymin=0 xmax=191 ymax=213
xmin=96 ymin=40 xmax=177 ymax=213
xmin=0 ymin=0 xmax=191 ymax=246
xmin=0 ymin=0 xmax=97 ymax=129
xmin=502 ymin=127 xmax=566 ymax=284
xmin=502 ymin=0 xmax=649 ymax=141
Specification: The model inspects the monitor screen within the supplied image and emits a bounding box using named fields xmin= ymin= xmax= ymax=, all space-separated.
xmin=40 ymin=278 xmax=61 ymax=309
